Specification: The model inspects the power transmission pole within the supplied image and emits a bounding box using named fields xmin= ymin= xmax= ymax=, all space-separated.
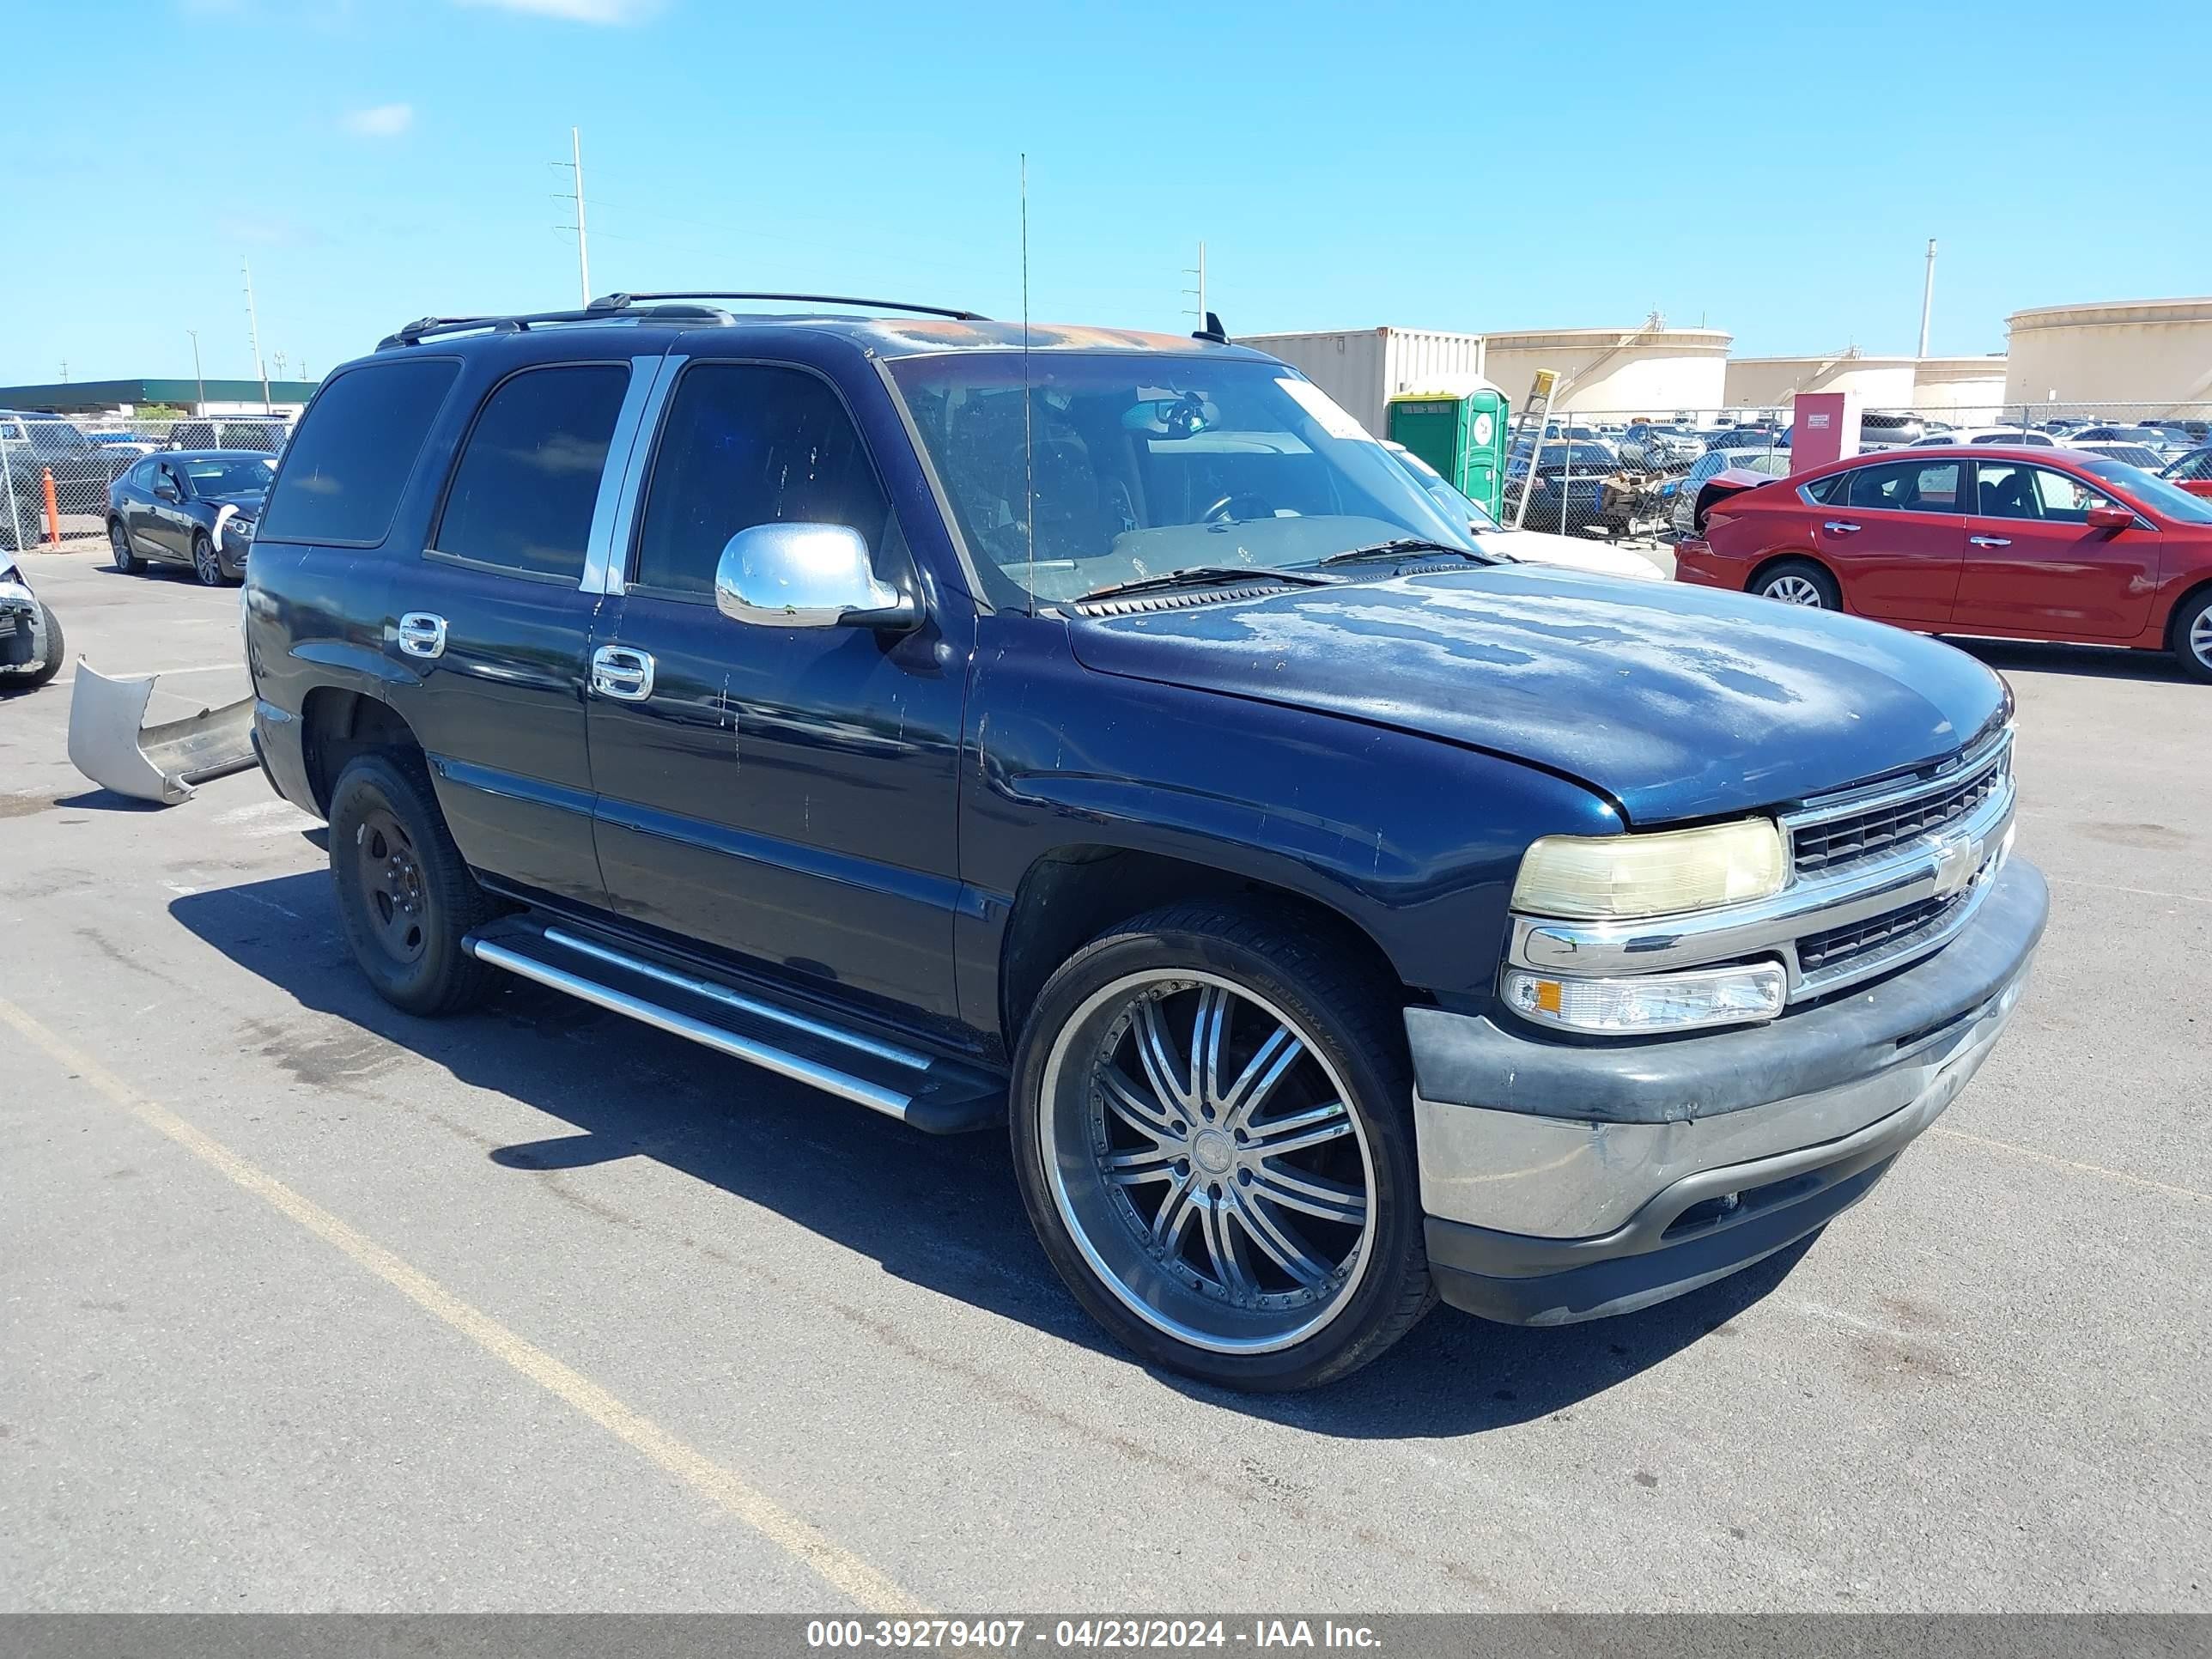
xmin=1918 ymin=238 xmax=1936 ymax=359
xmin=188 ymin=330 xmax=204 ymax=412
xmin=243 ymin=258 xmax=272 ymax=413
xmin=552 ymin=128 xmax=592 ymax=305
xmin=1182 ymin=240 xmax=1206 ymax=327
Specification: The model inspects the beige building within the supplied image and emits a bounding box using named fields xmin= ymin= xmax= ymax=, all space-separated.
xmin=2003 ymin=297 xmax=2212 ymax=411
xmin=1478 ymin=324 xmax=1731 ymax=419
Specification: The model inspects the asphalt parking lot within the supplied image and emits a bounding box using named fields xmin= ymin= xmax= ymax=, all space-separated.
xmin=2 ymin=550 xmax=2205 ymax=1613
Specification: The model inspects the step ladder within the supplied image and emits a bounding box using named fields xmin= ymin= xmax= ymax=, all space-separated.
xmin=1504 ymin=368 xmax=1559 ymax=529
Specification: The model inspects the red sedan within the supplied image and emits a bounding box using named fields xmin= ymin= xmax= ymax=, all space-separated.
xmin=1675 ymin=445 xmax=2212 ymax=681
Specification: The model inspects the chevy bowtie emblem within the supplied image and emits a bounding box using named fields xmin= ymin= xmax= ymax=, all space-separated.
xmin=1931 ymin=836 xmax=1983 ymax=899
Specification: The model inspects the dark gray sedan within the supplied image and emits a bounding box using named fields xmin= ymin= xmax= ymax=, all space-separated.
xmin=106 ymin=450 xmax=275 ymax=584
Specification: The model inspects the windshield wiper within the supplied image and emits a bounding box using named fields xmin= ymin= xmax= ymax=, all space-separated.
xmin=1075 ymin=565 xmax=1331 ymax=604
xmin=1316 ymin=538 xmax=1496 ymax=568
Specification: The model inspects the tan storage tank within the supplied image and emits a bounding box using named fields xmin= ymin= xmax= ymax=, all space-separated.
xmin=1478 ymin=324 xmax=1730 ymax=420
xmin=2004 ymin=297 xmax=2212 ymax=410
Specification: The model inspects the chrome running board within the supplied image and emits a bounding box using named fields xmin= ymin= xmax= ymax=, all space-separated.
xmin=464 ymin=921 xmax=1004 ymax=1133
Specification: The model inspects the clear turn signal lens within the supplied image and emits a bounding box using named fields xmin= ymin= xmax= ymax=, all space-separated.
xmin=1503 ymin=961 xmax=1788 ymax=1035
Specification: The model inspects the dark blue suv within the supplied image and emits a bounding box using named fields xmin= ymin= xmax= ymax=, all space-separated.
xmin=242 ymin=294 xmax=2046 ymax=1389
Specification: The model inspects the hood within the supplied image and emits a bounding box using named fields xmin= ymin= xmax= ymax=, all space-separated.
xmin=1475 ymin=529 xmax=1664 ymax=580
xmin=204 ymin=489 xmax=266 ymax=512
xmin=1066 ymin=568 xmax=2007 ymax=825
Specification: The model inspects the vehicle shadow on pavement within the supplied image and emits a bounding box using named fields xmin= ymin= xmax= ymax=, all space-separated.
xmin=52 ymin=787 xmax=166 ymax=811
xmin=173 ymin=868 xmax=1813 ymax=1437
xmin=1949 ymin=637 xmax=2191 ymax=683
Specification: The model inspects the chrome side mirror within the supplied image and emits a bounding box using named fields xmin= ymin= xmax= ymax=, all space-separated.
xmin=713 ymin=522 xmax=918 ymax=631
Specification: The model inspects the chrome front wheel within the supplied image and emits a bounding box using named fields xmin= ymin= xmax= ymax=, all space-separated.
xmin=1042 ymin=970 xmax=1379 ymax=1355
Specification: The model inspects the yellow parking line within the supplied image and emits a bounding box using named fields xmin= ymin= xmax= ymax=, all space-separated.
xmin=1930 ymin=1125 xmax=2209 ymax=1205
xmin=0 ymin=993 xmax=929 ymax=1614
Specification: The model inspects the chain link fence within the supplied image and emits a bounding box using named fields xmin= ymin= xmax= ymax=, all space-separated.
xmin=0 ymin=412 xmax=291 ymax=552
xmin=1495 ymin=402 xmax=2212 ymax=545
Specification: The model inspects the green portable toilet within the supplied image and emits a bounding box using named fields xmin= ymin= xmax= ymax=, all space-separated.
xmin=1387 ymin=380 xmax=1510 ymax=520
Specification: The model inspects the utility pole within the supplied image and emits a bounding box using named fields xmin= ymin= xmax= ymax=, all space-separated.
xmin=1182 ymin=240 xmax=1206 ymax=327
xmin=551 ymin=127 xmax=592 ymax=305
xmin=187 ymin=330 xmax=204 ymax=413
xmin=243 ymin=258 xmax=273 ymax=413
xmin=59 ymin=362 xmax=69 ymax=384
xmin=1917 ymin=237 xmax=1936 ymax=358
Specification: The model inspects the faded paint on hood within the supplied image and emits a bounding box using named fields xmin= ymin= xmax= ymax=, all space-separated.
xmin=1065 ymin=568 xmax=2007 ymax=824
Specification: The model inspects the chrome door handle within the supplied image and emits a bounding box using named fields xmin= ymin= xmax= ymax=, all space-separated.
xmin=396 ymin=612 xmax=447 ymax=659
xmin=1969 ymin=535 xmax=2012 ymax=548
xmin=591 ymin=645 xmax=655 ymax=702
xmin=1822 ymin=520 xmax=1861 ymax=534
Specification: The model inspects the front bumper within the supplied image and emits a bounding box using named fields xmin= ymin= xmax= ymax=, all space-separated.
xmin=1409 ymin=857 xmax=2047 ymax=1327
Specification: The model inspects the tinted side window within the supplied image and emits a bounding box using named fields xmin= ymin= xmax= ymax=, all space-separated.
xmin=433 ymin=364 xmax=629 ymax=580
xmin=258 ymin=358 xmax=459 ymax=545
xmin=632 ymin=363 xmax=890 ymax=598
xmin=1847 ymin=459 xmax=1960 ymax=513
xmin=1804 ymin=472 xmax=1851 ymax=504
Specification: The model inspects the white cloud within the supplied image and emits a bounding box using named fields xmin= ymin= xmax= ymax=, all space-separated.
xmin=455 ymin=0 xmax=662 ymax=21
xmin=341 ymin=103 xmax=415 ymax=137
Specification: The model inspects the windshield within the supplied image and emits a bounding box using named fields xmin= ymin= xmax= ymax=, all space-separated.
xmin=28 ymin=422 xmax=94 ymax=453
xmin=885 ymin=353 xmax=1476 ymax=605
xmin=180 ymin=456 xmax=276 ymax=495
xmin=2084 ymin=455 xmax=2212 ymax=522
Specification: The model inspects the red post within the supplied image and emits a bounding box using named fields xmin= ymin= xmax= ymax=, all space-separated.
xmin=40 ymin=466 xmax=60 ymax=544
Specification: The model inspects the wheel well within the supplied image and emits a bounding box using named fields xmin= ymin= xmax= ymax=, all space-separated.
xmin=1746 ymin=551 xmax=1833 ymax=594
xmin=997 ymin=846 xmax=1402 ymax=1048
xmin=2165 ymin=577 xmax=2212 ymax=648
xmin=301 ymin=688 xmax=419 ymax=817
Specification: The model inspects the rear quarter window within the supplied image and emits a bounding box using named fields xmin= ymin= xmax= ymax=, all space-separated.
xmin=258 ymin=357 xmax=460 ymax=546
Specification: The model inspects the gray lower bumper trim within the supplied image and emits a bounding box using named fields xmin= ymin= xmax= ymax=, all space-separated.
xmin=1407 ymin=858 xmax=2047 ymax=1126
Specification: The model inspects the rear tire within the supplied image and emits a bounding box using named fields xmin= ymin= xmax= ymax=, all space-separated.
xmin=2173 ymin=587 xmax=2212 ymax=684
xmin=1009 ymin=902 xmax=1432 ymax=1391
xmin=328 ymin=752 xmax=497 ymax=1017
xmin=109 ymin=519 xmax=139 ymax=574
xmin=1753 ymin=557 xmax=1839 ymax=610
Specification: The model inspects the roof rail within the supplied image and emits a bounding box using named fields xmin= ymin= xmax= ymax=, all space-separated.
xmin=377 ymin=302 xmax=744 ymax=351
xmin=586 ymin=290 xmax=989 ymax=322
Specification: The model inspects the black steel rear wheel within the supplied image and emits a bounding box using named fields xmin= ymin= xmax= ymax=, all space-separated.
xmin=328 ymin=753 xmax=496 ymax=1016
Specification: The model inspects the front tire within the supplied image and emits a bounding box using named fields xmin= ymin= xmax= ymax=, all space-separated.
xmin=328 ymin=753 xmax=497 ymax=1017
xmin=1753 ymin=557 xmax=1839 ymax=609
xmin=2173 ymin=588 xmax=2212 ymax=684
xmin=1010 ymin=903 xmax=1432 ymax=1390
xmin=109 ymin=520 xmax=139 ymax=574
xmin=21 ymin=602 xmax=64 ymax=689
xmin=190 ymin=530 xmax=224 ymax=586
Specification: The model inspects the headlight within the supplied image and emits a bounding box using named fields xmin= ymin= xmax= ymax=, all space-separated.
xmin=1510 ymin=817 xmax=1787 ymax=920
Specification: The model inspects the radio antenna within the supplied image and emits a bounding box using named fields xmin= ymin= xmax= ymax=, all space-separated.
xmin=1020 ymin=151 xmax=1034 ymax=615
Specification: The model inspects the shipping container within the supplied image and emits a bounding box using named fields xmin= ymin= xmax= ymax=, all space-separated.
xmin=1239 ymin=328 xmax=1491 ymax=439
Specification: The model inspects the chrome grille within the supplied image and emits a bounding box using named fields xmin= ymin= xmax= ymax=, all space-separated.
xmin=1796 ymin=892 xmax=1964 ymax=975
xmin=1790 ymin=744 xmax=2008 ymax=878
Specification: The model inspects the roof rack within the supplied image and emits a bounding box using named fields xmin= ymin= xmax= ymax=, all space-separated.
xmin=586 ymin=290 xmax=988 ymax=322
xmin=376 ymin=291 xmax=988 ymax=352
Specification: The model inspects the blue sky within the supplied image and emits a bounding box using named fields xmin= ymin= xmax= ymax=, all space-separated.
xmin=8 ymin=0 xmax=2209 ymax=387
